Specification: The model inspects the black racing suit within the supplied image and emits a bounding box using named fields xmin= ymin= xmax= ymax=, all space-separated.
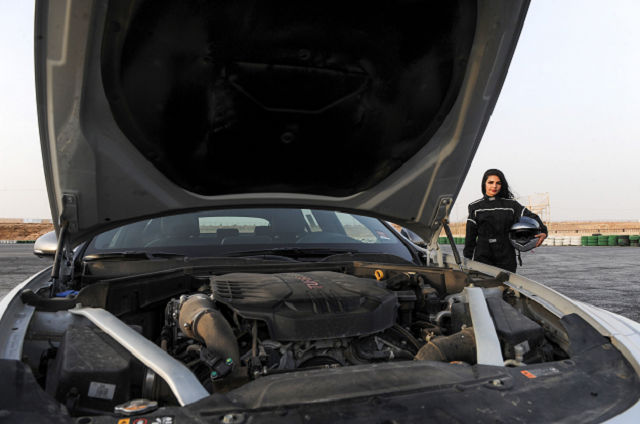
xmin=463 ymin=195 xmax=548 ymax=273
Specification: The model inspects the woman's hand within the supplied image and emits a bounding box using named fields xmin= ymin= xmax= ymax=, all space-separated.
xmin=534 ymin=233 xmax=547 ymax=248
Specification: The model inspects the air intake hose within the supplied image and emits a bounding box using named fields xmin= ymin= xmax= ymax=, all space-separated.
xmin=415 ymin=327 xmax=477 ymax=364
xmin=178 ymin=295 xmax=240 ymax=367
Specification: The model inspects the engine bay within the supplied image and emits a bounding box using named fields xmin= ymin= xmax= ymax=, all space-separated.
xmin=18 ymin=261 xmax=606 ymax=417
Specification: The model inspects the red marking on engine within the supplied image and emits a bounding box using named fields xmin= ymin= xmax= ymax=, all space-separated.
xmin=294 ymin=275 xmax=323 ymax=289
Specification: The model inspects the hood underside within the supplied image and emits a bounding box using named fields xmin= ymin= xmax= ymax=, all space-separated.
xmin=35 ymin=0 xmax=530 ymax=244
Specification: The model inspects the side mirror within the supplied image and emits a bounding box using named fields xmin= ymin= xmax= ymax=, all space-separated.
xmin=401 ymin=228 xmax=427 ymax=247
xmin=33 ymin=230 xmax=58 ymax=259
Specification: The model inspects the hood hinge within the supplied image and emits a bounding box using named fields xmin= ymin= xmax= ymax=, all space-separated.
xmin=430 ymin=197 xmax=453 ymax=232
xmin=60 ymin=193 xmax=79 ymax=233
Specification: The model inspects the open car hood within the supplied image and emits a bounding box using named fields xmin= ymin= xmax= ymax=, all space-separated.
xmin=35 ymin=0 xmax=530 ymax=244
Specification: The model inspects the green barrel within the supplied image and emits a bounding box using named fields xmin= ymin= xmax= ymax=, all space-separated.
xmin=587 ymin=236 xmax=598 ymax=246
xmin=581 ymin=236 xmax=588 ymax=246
xmin=597 ymin=235 xmax=609 ymax=246
xmin=618 ymin=235 xmax=631 ymax=246
xmin=608 ymin=235 xmax=618 ymax=246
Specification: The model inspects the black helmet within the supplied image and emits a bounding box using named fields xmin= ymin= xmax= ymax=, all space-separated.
xmin=509 ymin=217 xmax=541 ymax=252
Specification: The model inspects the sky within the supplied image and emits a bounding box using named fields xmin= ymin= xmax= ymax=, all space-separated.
xmin=1 ymin=1 xmax=639 ymax=222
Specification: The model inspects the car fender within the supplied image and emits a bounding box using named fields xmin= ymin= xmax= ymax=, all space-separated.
xmin=439 ymin=253 xmax=640 ymax=423
xmin=0 ymin=267 xmax=51 ymax=360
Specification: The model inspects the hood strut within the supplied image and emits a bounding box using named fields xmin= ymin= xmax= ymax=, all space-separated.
xmin=442 ymin=219 xmax=465 ymax=273
xmin=50 ymin=194 xmax=80 ymax=294
xmin=51 ymin=221 xmax=73 ymax=295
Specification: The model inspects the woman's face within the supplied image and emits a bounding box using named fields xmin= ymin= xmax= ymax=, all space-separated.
xmin=485 ymin=175 xmax=502 ymax=197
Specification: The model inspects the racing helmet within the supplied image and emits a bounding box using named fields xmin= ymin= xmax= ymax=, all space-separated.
xmin=509 ymin=217 xmax=541 ymax=252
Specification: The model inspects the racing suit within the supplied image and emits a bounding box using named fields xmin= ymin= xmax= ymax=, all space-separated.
xmin=463 ymin=195 xmax=548 ymax=273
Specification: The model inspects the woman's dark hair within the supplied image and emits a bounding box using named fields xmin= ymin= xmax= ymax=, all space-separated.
xmin=481 ymin=169 xmax=516 ymax=199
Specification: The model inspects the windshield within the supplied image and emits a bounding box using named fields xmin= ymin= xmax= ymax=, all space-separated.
xmin=84 ymin=208 xmax=414 ymax=262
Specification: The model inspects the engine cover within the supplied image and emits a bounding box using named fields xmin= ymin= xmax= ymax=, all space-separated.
xmin=211 ymin=271 xmax=398 ymax=341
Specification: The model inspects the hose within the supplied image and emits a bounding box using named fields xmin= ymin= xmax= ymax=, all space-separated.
xmin=415 ymin=327 xmax=477 ymax=364
xmin=186 ymin=344 xmax=201 ymax=355
xmin=178 ymin=295 xmax=240 ymax=367
xmin=434 ymin=310 xmax=451 ymax=327
xmin=160 ymin=325 xmax=171 ymax=352
xmin=392 ymin=324 xmax=422 ymax=351
xmin=414 ymin=321 xmax=443 ymax=336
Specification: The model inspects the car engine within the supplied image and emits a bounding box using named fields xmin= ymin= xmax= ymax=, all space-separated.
xmin=32 ymin=268 xmax=560 ymax=415
xmin=164 ymin=271 xmax=420 ymax=390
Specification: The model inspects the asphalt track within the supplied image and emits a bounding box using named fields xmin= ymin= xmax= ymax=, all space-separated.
xmin=441 ymin=244 xmax=640 ymax=322
xmin=1 ymin=244 xmax=639 ymax=322
xmin=0 ymin=244 xmax=51 ymax=301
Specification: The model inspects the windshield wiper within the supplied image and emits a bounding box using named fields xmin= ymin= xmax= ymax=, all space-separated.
xmin=217 ymin=247 xmax=359 ymax=258
xmin=83 ymin=251 xmax=188 ymax=262
xmin=84 ymin=248 xmax=360 ymax=262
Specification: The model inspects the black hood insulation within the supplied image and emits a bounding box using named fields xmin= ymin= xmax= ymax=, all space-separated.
xmin=101 ymin=0 xmax=477 ymax=196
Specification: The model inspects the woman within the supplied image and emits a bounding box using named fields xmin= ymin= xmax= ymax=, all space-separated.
xmin=463 ymin=169 xmax=547 ymax=273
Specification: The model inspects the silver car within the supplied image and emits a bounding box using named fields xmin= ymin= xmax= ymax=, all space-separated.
xmin=1 ymin=0 xmax=640 ymax=422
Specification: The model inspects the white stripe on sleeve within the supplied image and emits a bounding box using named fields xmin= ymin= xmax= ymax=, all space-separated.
xmin=474 ymin=208 xmax=515 ymax=217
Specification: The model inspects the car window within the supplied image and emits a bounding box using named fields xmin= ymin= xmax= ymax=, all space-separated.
xmin=94 ymin=227 xmax=122 ymax=249
xmin=84 ymin=208 xmax=414 ymax=261
xmin=301 ymin=209 xmax=322 ymax=232
xmin=335 ymin=212 xmax=394 ymax=244
xmin=199 ymin=217 xmax=270 ymax=235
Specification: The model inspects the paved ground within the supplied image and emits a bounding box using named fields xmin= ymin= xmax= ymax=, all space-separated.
xmin=2 ymin=244 xmax=639 ymax=322
xmin=0 ymin=245 xmax=51 ymax=300
xmin=442 ymin=244 xmax=640 ymax=322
